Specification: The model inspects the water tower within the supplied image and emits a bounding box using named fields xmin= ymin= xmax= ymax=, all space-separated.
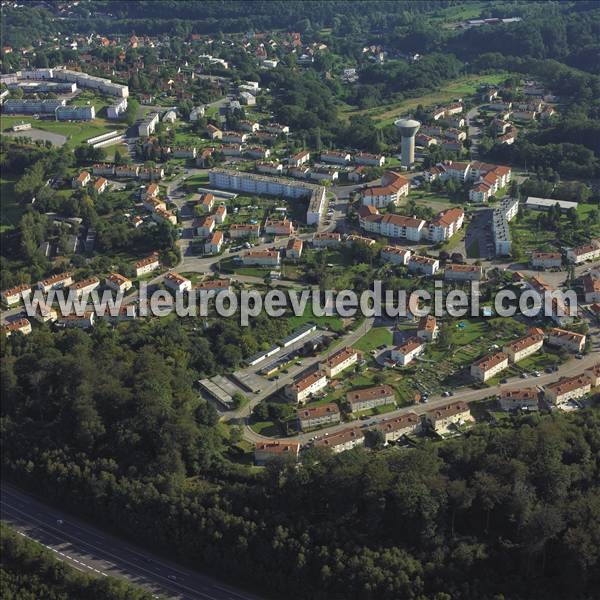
xmin=394 ymin=118 xmax=421 ymax=169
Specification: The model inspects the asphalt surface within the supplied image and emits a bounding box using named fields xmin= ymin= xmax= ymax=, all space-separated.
xmin=0 ymin=483 xmax=266 ymax=600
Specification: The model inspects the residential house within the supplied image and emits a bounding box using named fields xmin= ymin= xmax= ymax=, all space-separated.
xmin=204 ymin=230 xmax=224 ymax=254
xmin=345 ymin=234 xmax=376 ymax=247
xmin=417 ymin=315 xmax=438 ymax=341
xmin=584 ymin=364 xmax=600 ymax=387
xmin=361 ymin=211 xmax=425 ymax=242
xmin=229 ymin=224 xmax=261 ymax=239
xmin=245 ymin=146 xmax=270 ymax=159
xmin=72 ymin=171 xmax=91 ymax=188
xmin=3 ymin=318 xmax=32 ymax=337
xmin=531 ymin=251 xmax=562 ymax=270
xmin=152 ymin=208 xmax=177 ymax=225
xmin=354 ymin=152 xmax=385 ymax=167
xmin=289 ymin=150 xmax=310 ymax=167
xmin=373 ymin=413 xmax=421 ymax=444
xmin=195 ymin=215 xmax=215 ymax=237
xmin=105 ymin=272 xmax=133 ymax=293
xmin=566 ymin=241 xmax=600 ymax=264
xmin=93 ymin=177 xmax=108 ymax=194
xmin=499 ymin=387 xmax=539 ymax=412
xmin=143 ymin=197 xmax=167 ymax=212
xmin=425 ymin=401 xmax=472 ymax=434
xmin=297 ymin=403 xmax=340 ymax=431
xmin=206 ymin=124 xmax=222 ymax=140
xmin=164 ymin=271 xmax=192 ymax=293
xmin=286 ymin=238 xmax=303 ymax=258
xmin=56 ymin=312 xmax=95 ymax=329
xmin=239 ymin=120 xmax=260 ymax=132
xmin=257 ymin=161 xmax=283 ymax=175
xmin=391 ymin=337 xmax=425 ymax=366
xmin=199 ymin=193 xmax=215 ymax=213
xmin=134 ymin=253 xmax=160 ymax=277
xmin=320 ymin=150 xmax=351 ymax=165
xmin=546 ymin=328 xmax=586 ymax=353
xmin=313 ymin=428 xmax=364 ymax=453
xmin=502 ymin=333 xmax=544 ymax=363
xmin=346 ymin=385 xmax=395 ymax=412
xmin=33 ymin=302 xmax=58 ymax=323
xmin=254 ymin=441 xmax=300 ymax=465
xmin=312 ymin=232 xmax=341 ymax=248
xmin=242 ymin=249 xmax=280 ymax=266
xmin=286 ymin=370 xmax=328 ymax=404
xmin=407 ymin=255 xmax=439 ymax=276
xmin=1 ymin=283 xmax=31 ymax=306
xmin=470 ymin=352 xmax=509 ymax=382
xmin=380 ymin=246 xmax=411 ymax=266
xmin=37 ymin=271 xmax=74 ymax=292
xmin=360 ymin=171 xmax=409 ymax=208
xmin=428 ymin=207 xmax=464 ymax=242
xmin=545 ymin=375 xmax=591 ymax=406
xmin=221 ymin=131 xmax=248 ymax=144
xmin=195 ymin=277 xmax=231 ymax=293
xmin=214 ymin=204 xmax=227 ymax=224
xmin=69 ymin=277 xmax=100 ymax=298
xmin=583 ymin=273 xmax=600 ymax=303
xmin=319 ymin=347 xmax=360 ymax=378
xmin=444 ymin=264 xmax=483 ymax=281
xmin=264 ymin=217 xmax=294 ymax=236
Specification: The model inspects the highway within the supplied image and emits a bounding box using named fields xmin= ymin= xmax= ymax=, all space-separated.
xmin=0 ymin=483 xmax=266 ymax=600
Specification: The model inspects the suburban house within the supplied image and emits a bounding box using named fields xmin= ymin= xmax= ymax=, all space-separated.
xmin=546 ymin=328 xmax=586 ymax=353
xmin=37 ymin=271 xmax=74 ymax=292
xmin=200 ymin=193 xmax=215 ymax=213
xmin=531 ymin=252 xmax=562 ymax=270
xmin=373 ymin=413 xmax=421 ymax=444
xmin=289 ymin=150 xmax=310 ymax=167
xmin=408 ymin=255 xmax=439 ymax=276
xmin=425 ymin=401 xmax=473 ymax=434
xmin=583 ymin=273 xmax=600 ymax=303
xmin=105 ymin=272 xmax=133 ymax=293
xmin=346 ymin=385 xmax=395 ymax=413
xmin=320 ymin=150 xmax=351 ymax=165
xmin=391 ymin=337 xmax=425 ymax=366
xmin=354 ymin=152 xmax=385 ymax=167
xmin=360 ymin=171 xmax=409 ymax=208
xmin=312 ymin=232 xmax=341 ymax=248
xmin=72 ymin=171 xmax=91 ymax=188
xmin=214 ymin=204 xmax=227 ymax=224
xmin=470 ymin=351 xmax=509 ymax=382
xmin=428 ymin=207 xmax=464 ymax=242
xmin=444 ymin=264 xmax=483 ymax=281
xmin=134 ymin=253 xmax=160 ymax=277
xmin=145 ymin=182 xmax=159 ymax=199
xmin=257 ymin=161 xmax=283 ymax=175
xmin=93 ymin=177 xmax=108 ymax=194
xmin=1 ymin=283 xmax=31 ymax=306
xmin=566 ymin=241 xmax=600 ymax=264
xmin=499 ymin=387 xmax=539 ymax=412
xmin=229 ymin=224 xmax=261 ymax=239
xmin=380 ymin=246 xmax=411 ymax=266
xmin=33 ymin=302 xmax=58 ymax=323
xmin=345 ymin=234 xmax=376 ymax=247
xmin=264 ymin=217 xmax=294 ymax=236
xmin=195 ymin=215 xmax=215 ymax=237
xmin=3 ymin=318 xmax=32 ymax=337
xmin=195 ymin=277 xmax=231 ymax=293
xmin=254 ymin=441 xmax=300 ymax=465
xmin=152 ymin=208 xmax=177 ymax=225
xmin=143 ymin=197 xmax=166 ymax=212
xmin=545 ymin=375 xmax=591 ymax=406
xmin=297 ymin=403 xmax=340 ymax=431
xmin=319 ymin=347 xmax=360 ymax=378
xmin=206 ymin=124 xmax=223 ymax=139
xmin=242 ymin=249 xmax=280 ymax=266
xmin=286 ymin=238 xmax=303 ymax=258
xmin=584 ymin=364 xmax=600 ymax=387
xmin=69 ymin=276 xmax=100 ymax=298
xmin=56 ymin=312 xmax=95 ymax=329
xmin=164 ymin=272 xmax=192 ymax=293
xmin=313 ymin=428 xmax=364 ymax=453
xmin=502 ymin=332 xmax=544 ymax=363
xmin=417 ymin=315 xmax=439 ymax=341
xmin=204 ymin=230 xmax=224 ymax=255
xmin=285 ymin=370 xmax=328 ymax=404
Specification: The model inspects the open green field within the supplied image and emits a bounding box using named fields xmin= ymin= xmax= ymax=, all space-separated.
xmin=0 ymin=177 xmax=23 ymax=232
xmin=286 ymin=304 xmax=345 ymax=333
xmin=354 ymin=325 xmax=394 ymax=353
xmin=0 ymin=115 xmax=126 ymax=148
xmin=341 ymin=73 xmax=510 ymax=127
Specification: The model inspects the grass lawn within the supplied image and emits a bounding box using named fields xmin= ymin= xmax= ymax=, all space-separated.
xmin=341 ymin=73 xmax=510 ymax=127
xmin=0 ymin=114 xmax=126 ymax=148
xmin=354 ymin=325 xmax=394 ymax=353
xmin=0 ymin=177 xmax=23 ymax=232
xmin=286 ymin=303 xmax=345 ymax=333
xmin=347 ymin=402 xmax=397 ymax=420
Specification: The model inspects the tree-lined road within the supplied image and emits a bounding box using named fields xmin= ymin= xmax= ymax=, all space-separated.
xmin=0 ymin=483 xmax=265 ymax=600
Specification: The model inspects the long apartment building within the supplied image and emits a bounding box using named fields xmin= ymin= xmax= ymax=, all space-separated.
xmin=499 ymin=387 xmax=539 ymax=412
xmin=209 ymin=168 xmax=326 ymax=225
xmin=313 ymin=428 xmax=364 ymax=453
xmin=319 ymin=347 xmax=360 ymax=378
xmin=470 ymin=351 xmax=509 ymax=382
xmin=545 ymin=375 xmax=591 ymax=406
xmin=502 ymin=332 xmax=544 ymax=363
xmin=425 ymin=401 xmax=472 ymax=435
xmin=297 ymin=403 xmax=340 ymax=431
xmin=566 ymin=240 xmax=600 ymax=264
xmin=546 ymin=328 xmax=586 ymax=353
xmin=360 ymin=206 xmax=464 ymax=243
xmin=285 ymin=370 xmax=328 ymax=404
xmin=346 ymin=385 xmax=395 ymax=413
xmin=372 ymin=413 xmax=421 ymax=444
xmin=492 ymin=197 xmax=519 ymax=256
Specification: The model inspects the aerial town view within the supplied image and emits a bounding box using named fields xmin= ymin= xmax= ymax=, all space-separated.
xmin=1 ymin=1 xmax=600 ymax=599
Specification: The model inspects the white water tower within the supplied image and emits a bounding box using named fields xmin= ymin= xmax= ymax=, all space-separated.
xmin=394 ymin=118 xmax=421 ymax=169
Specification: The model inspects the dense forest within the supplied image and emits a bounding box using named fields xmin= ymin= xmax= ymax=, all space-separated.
xmin=2 ymin=323 xmax=600 ymax=599
xmin=0 ymin=523 xmax=156 ymax=600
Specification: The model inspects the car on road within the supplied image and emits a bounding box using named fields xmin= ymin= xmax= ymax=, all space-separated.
xmin=575 ymin=353 xmax=584 ymax=359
